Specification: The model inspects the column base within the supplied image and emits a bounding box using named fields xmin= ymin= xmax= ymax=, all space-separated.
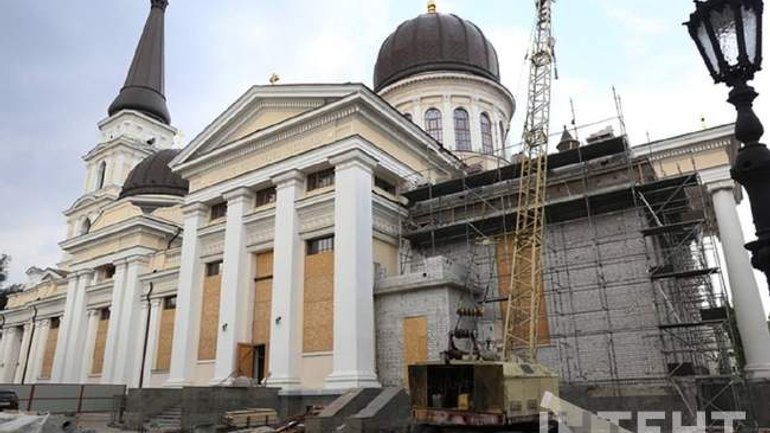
xmin=324 ymin=371 xmax=381 ymax=390
xmin=266 ymin=376 xmax=303 ymax=391
xmin=744 ymin=362 xmax=770 ymax=379
xmin=163 ymin=378 xmax=191 ymax=388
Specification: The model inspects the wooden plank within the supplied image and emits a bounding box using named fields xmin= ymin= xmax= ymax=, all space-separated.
xmin=303 ymin=251 xmax=334 ymax=352
xmin=155 ymin=304 xmax=175 ymax=371
xmin=403 ymin=316 xmax=428 ymax=387
xmin=198 ymin=271 xmax=222 ymax=360
xmin=252 ymin=251 xmax=273 ymax=378
xmin=496 ymin=235 xmax=550 ymax=346
xmin=237 ymin=344 xmax=254 ymax=378
xmin=92 ymin=314 xmax=109 ymax=375
xmin=39 ymin=324 xmax=58 ymax=379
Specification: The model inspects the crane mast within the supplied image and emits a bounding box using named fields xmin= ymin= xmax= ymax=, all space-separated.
xmin=502 ymin=0 xmax=555 ymax=362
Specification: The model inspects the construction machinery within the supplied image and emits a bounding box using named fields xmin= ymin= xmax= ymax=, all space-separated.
xmin=409 ymin=0 xmax=559 ymax=431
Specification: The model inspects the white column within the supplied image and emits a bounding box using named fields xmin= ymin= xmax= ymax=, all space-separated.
xmin=142 ymin=299 xmax=163 ymax=386
xmin=15 ymin=323 xmax=32 ymax=383
xmin=470 ymin=98 xmax=482 ymax=153
xmin=0 ymin=330 xmax=9 ymax=382
xmin=80 ymin=310 xmax=100 ymax=382
xmin=29 ymin=320 xmax=50 ymax=383
xmin=325 ymin=149 xmax=381 ymax=389
xmin=102 ymin=261 xmax=127 ymax=383
xmin=413 ymin=98 xmax=424 ymax=130
xmin=212 ymin=187 xmax=255 ymax=384
xmin=113 ymin=256 xmax=147 ymax=386
xmin=51 ymin=274 xmax=79 ymax=381
xmin=703 ymin=169 xmax=770 ymax=379
xmin=165 ymin=203 xmax=208 ymax=388
xmin=0 ymin=326 xmax=21 ymax=383
xmin=63 ymin=270 xmax=92 ymax=382
xmin=267 ymin=170 xmax=305 ymax=390
xmin=442 ymin=95 xmax=455 ymax=151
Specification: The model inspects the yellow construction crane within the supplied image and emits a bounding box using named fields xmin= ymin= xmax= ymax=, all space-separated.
xmin=408 ymin=2 xmax=559 ymax=431
xmin=503 ymin=0 xmax=555 ymax=363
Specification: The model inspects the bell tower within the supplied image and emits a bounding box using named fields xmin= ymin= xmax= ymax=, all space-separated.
xmin=63 ymin=0 xmax=176 ymax=243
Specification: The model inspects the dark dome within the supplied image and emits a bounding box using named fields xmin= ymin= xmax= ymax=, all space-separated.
xmin=120 ymin=149 xmax=188 ymax=199
xmin=373 ymin=12 xmax=500 ymax=91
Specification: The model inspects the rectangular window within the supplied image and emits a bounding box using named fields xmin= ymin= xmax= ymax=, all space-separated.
xmin=307 ymin=236 xmax=334 ymax=255
xmin=307 ymin=168 xmax=335 ymax=191
xmin=206 ymin=261 xmax=222 ymax=277
xmin=255 ymin=186 xmax=277 ymax=207
xmin=210 ymin=202 xmax=227 ymax=221
xmin=375 ymin=177 xmax=396 ymax=195
xmin=100 ymin=308 xmax=110 ymax=321
xmin=164 ymin=296 xmax=177 ymax=310
xmin=50 ymin=317 xmax=60 ymax=329
xmin=97 ymin=264 xmax=115 ymax=281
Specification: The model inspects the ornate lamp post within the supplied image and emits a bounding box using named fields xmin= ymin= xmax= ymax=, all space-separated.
xmin=686 ymin=0 xmax=770 ymax=287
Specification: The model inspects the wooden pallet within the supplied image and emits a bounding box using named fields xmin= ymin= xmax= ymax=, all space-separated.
xmin=223 ymin=408 xmax=278 ymax=428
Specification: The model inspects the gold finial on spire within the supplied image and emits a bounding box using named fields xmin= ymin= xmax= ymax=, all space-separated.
xmin=427 ymin=0 xmax=437 ymax=13
xmin=269 ymin=73 xmax=280 ymax=85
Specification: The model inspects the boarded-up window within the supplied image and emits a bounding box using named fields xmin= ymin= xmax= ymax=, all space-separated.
xmin=495 ymin=235 xmax=550 ymax=346
xmin=92 ymin=308 xmax=110 ymax=375
xmin=252 ymin=252 xmax=273 ymax=378
xmin=403 ymin=316 xmax=428 ymax=386
xmin=303 ymin=248 xmax=334 ymax=352
xmin=155 ymin=296 xmax=176 ymax=371
xmin=198 ymin=262 xmax=222 ymax=360
xmin=39 ymin=317 xmax=60 ymax=379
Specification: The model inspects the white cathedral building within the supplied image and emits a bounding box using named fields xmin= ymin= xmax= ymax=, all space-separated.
xmin=3 ymin=0 xmax=770 ymax=398
xmin=0 ymin=0 xmax=513 ymax=390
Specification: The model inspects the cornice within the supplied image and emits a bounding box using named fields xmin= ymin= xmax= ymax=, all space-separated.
xmin=60 ymin=215 xmax=179 ymax=252
xmin=174 ymin=90 xmax=461 ymax=180
xmin=378 ymin=71 xmax=515 ymax=113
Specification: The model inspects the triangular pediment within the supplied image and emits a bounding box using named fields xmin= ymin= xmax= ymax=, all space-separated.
xmin=175 ymin=84 xmax=366 ymax=166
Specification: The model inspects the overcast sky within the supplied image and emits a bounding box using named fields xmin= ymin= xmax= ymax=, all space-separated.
xmin=1 ymin=0 xmax=768 ymax=309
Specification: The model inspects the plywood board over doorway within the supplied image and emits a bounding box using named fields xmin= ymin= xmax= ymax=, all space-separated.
xmin=403 ymin=316 xmax=428 ymax=386
xmin=495 ymin=235 xmax=550 ymax=346
xmin=303 ymin=250 xmax=334 ymax=353
xmin=199 ymin=261 xmax=222 ymax=360
xmin=250 ymin=251 xmax=273 ymax=380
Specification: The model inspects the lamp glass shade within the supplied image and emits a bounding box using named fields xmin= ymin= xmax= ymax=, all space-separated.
xmin=710 ymin=5 xmax=741 ymax=67
xmin=742 ymin=4 xmax=759 ymax=64
xmin=698 ymin=21 xmax=721 ymax=73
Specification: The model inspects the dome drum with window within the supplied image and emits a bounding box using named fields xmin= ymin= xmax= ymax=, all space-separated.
xmin=374 ymin=2 xmax=515 ymax=165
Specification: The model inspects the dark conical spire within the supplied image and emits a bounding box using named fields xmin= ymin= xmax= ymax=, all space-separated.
xmin=108 ymin=0 xmax=171 ymax=124
xmin=557 ymin=125 xmax=580 ymax=152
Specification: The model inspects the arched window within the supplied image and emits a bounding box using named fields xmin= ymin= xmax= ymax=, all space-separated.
xmin=453 ymin=108 xmax=471 ymax=151
xmin=96 ymin=161 xmax=107 ymax=190
xmin=480 ymin=113 xmax=493 ymax=154
xmin=424 ymin=108 xmax=443 ymax=143
xmin=80 ymin=218 xmax=92 ymax=235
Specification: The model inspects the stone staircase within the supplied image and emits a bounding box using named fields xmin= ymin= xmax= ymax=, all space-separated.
xmin=143 ymin=406 xmax=182 ymax=432
xmin=305 ymin=388 xmax=410 ymax=433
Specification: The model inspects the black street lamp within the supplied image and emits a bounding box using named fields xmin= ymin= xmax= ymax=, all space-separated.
xmin=686 ymin=0 xmax=770 ymax=287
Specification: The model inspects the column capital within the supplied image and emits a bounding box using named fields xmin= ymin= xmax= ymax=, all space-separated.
xmin=222 ymin=186 xmax=255 ymax=203
xmin=329 ymin=149 xmax=378 ymax=171
xmin=150 ymin=298 xmax=163 ymax=308
xmin=181 ymin=202 xmax=209 ymax=217
xmin=74 ymin=269 xmax=93 ymax=278
xmin=272 ymin=169 xmax=305 ymax=188
xmin=125 ymin=255 xmax=150 ymax=266
xmin=700 ymin=165 xmax=736 ymax=193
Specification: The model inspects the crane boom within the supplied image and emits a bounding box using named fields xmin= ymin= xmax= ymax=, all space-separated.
xmin=502 ymin=0 xmax=555 ymax=362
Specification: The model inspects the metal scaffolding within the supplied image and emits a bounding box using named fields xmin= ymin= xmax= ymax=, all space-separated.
xmin=396 ymin=119 xmax=748 ymax=421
